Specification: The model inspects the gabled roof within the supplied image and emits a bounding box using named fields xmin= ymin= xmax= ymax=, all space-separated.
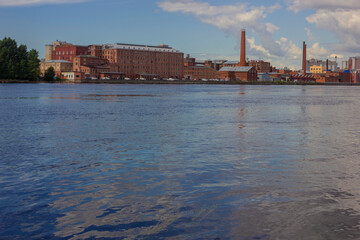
xmin=219 ymin=66 xmax=254 ymax=72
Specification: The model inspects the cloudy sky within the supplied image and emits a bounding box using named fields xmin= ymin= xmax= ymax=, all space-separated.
xmin=0 ymin=0 xmax=358 ymax=69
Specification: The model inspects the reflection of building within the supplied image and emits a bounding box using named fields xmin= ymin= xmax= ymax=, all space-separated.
xmin=40 ymin=60 xmax=73 ymax=76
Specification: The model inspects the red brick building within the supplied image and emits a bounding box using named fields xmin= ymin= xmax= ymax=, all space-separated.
xmin=219 ymin=67 xmax=257 ymax=82
xmin=248 ymin=60 xmax=271 ymax=73
xmin=102 ymin=43 xmax=184 ymax=79
xmin=73 ymin=55 xmax=108 ymax=71
xmin=184 ymin=66 xmax=219 ymax=80
xmin=52 ymin=44 xmax=89 ymax=62
xmin=89 ymin=45 xmax=103 ymax=58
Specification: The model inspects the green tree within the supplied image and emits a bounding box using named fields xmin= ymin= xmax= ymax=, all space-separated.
xmin=44 ymin=66 xmax=55 ymax=81
xmin=27 ymin=49 xmax=40 ymax=81
xmin=0 ymin=37 xmax=40 ymax=80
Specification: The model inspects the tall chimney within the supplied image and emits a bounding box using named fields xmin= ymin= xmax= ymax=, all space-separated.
xmin=239 ymin=29 xmax=247 ymax=67
xmin=302 ymin=41 xmax=307 ymax=74
xmin=326 ymin=59 xmax=329 ymax=72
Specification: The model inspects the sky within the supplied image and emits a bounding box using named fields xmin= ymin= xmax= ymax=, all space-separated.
xmin=0 ymin=0 xmax=359 ymax=70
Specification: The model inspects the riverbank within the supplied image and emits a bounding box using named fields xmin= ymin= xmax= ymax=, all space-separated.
xmin=1 ymin=79 xmax=360 ymax=86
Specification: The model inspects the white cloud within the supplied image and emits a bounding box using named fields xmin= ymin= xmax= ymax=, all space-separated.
xmin=158 ymin=0 xmax=335 ymax=70
xmin=0 ymin=0 xmax=89 ymax=7
xmin=157 ymin=0 xmax=284 ymax=57
xmin=306 ymin=9 xmax=360 ymax=54
xmin=286 ymin=0 xmax=360 ymax=12
xmin=286 ymin=1 xmax=360 ymax=55
xmin=305 ymin=28 xmax=315 ymax=41
xmin=307 ymin=42 xmax=329 ymax=59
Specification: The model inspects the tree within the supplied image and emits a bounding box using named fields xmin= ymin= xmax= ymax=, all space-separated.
xmin=0 ymin=37 xmax=40 ymax=80
xmin=28 ymin=49 xmax=40 ymax=81
xmin=44 ymin=66 xmax=55 ymax=81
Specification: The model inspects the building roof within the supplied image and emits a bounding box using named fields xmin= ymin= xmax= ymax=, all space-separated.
xmin=223 ymin=61 xmax=239 ymax=65
xmin=104 ymin=43 xmax=181 ymax=53
xmin=75 ymin=55 xmax=100 ymax=58
xmin=45 ymin=60 xmax=72 ymax=64
xmin=219 ymin=66 xmax=253 ymax=72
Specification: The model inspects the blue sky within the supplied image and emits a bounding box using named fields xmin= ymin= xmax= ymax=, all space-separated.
xmin=1 ymin=0 xmax=359 ymax=69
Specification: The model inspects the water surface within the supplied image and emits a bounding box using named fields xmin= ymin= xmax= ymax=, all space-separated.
xmin=1 ymin=84 xmax=360 ymax=239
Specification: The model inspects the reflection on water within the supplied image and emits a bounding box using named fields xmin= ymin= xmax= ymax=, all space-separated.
xmin=1 ymin=84 xmax=360 ymax=239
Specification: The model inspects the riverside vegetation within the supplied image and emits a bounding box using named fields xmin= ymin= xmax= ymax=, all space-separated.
xmin=0 ymin=37 xmax=40 ymax=81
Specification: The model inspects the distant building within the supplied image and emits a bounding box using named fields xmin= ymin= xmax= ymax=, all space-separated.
xmin=45 ymin=40 xmax=68 ymax=62
xmin=52 ymin=44 xmax=89 ymax=62
xmin=184 ymin=65 xmax=218 ymax=80
xmin=219 ymin=66 xmax=257 ymax=82
xmin=102 ymin=43 xmax=184 ymax=79
xmin=310 ymin=65 xmax=325 ymax=74
xmin=61 ymin=72 xmax=85 ymax=82
xmin=218 ymin=29 xmax=258 ymax=82
xmin=248 ymin=60 xmax=271 ymax=73
xmin=348 ymin=57 xmax=360 ymax=70
xmin=307 ymin=58 xmax=337 ymax=72
xmin=40 ymin=60 xmax=73 ymax=76
xmin=342 ymin=61 xmax=348 ymax=70
xmin=257 ymin=73 xmax=271 ymax=82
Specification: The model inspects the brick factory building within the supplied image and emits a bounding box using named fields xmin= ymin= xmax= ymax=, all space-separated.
xmin=102 ymin=43 xmax=184 ymax=79
xmin=52 ymin=44 xmax=89 ymax=62
xmin=248 ymin=60 xmax=271 ymax=73
xmin=44 ymin=41 xmax=184 ymax=80
xmin=184 ymin=66 xmax=218 ymax=80
xmin=73 ymin=55 xmax=108 ymax=71
xmin=183 ymin=55 xmax=219 ymax=80
xmin=218 ymin=29 xmax=258 ymax=82
xmin=219 ymin=66 xmax=257 ymax=82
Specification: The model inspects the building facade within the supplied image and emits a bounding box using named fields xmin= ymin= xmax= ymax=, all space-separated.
xmin=184 ymin=66 xmax=218 ymax=80
xmin=310 ymin=65 xmax=325 ymax=74
xmin=248 ymin=60 xmax=271 ymax=73
xmin=52 ymin=44 xmax=89 ymax=62
xmin=219 ymin=66 xmax=257 ymax=82
xmin=102 ymin=43 xmax=184 ymax=79
xmin=306 ymin=58 xmax=337 ymax=72
xmin=40 ymin=60 xmax=73 ymax=76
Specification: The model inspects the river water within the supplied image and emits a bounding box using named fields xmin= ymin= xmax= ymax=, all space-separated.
xmin=1 ymin=84 xmax=360 ymax=239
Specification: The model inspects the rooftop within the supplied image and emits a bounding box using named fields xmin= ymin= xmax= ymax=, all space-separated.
xmin=104 ymin=43 xmax=181 ymax=53
xmin=45 ymin=60 xmax=72 ymax=64
xmin=219 ymin=66 xmax=253 ymax=72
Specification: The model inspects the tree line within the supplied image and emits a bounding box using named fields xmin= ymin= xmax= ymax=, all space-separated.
xmin=0 ymin=37 xmax=40 ymax=80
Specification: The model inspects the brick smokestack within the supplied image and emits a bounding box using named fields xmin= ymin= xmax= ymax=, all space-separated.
xmin=302 ymin=41 xmax=307 ymax=74
xmin=239 ymin=29 xmax=247 ymax=67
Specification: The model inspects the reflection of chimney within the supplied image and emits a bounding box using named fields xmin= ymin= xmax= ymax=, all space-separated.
xmin=302 ymin=41 xmax=307 ymax=74
xmin=239 ymin=29 xmax=247 ymax=67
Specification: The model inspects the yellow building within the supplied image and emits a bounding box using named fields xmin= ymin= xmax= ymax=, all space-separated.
xmin=40 ymin=60 xmax=73 ymax=76
xmin=310 ymin=65 xmax=325 ymax=74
